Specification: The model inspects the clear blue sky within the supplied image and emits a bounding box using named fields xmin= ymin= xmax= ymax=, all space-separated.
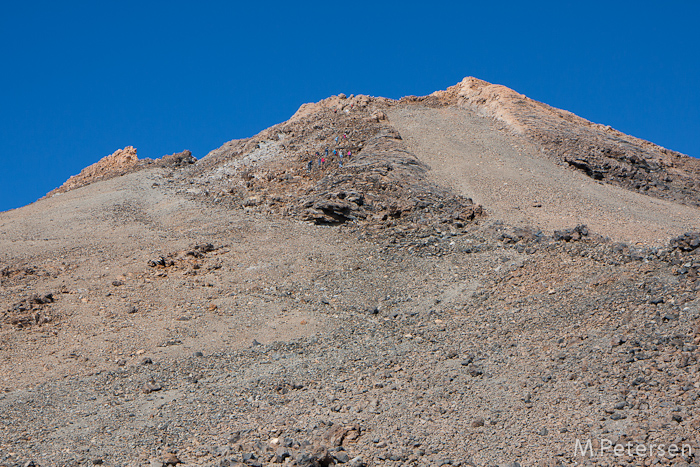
xmin=1 ymin=1 xmax=698 ymax=212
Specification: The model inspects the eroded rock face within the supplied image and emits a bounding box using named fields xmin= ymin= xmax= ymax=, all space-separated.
xmin=47 ymin=147 xmax=197 ymax=197
xmin=186 ymin=93 xmax=484 ymax=233
xmin=49 ymin=146 xmax=140 ymax=195
xmin=157 ymin=150 xmax=196 ymax=168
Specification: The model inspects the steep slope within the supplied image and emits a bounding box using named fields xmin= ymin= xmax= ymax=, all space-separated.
xmin=431 ymin=77 xmax=700 ymax=207
xmin=1 ymin=79 xmax=700 ymax=466
xmin=187 ymin=93 xmax=482 ymax=232
xmin=387 ymin=104 xmax=700 ymax=245
xmin=180 ymin=79 xmax=699 ymax=246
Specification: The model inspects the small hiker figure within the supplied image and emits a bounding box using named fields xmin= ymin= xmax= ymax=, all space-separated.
xmin=321 ymin=157 xmax=326 ymax=166
xmin=347 ymin=150 xmax=352 ymax=158
xmin=339 ymin=151 xmax=343 ymax=168
xmin=316 ymin=152 xmax=321 ymax=168
xmin=335 ymin=136 xmax=338 ymax=143
xmin=343 ymin=133 xmax=347 ymax=140
xmin=325 ymin=148 xmax=329 ymax=158
xmin=307 ymin=159 xmax=313 ymax=172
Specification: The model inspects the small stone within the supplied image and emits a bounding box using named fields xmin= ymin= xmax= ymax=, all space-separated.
xmin=126 ymin=306 xmax=137 ymax=314
xmin=193 ymin=351 xmax=203 ymax=357
xmin=213 ymin=446 xmax=230 ymax=457
xmin=112 ymin=280 xmax=123 ymax=287
xmin=140 ymin=357 xmax=153 ymax=365
xmin=466 ymin=364 xmax=483 ymax=377
xmin=243 ymin=196 xmax=261 ymax=207
xmin=333 ymin=451 xmax=350 ymax=463
xmin=149 ymin=459 xmax=163 ymax=467
xmin=208 ymin=303 xmax=218 ymax=312
xmin=672 ymin=414 xmax=683 ymax=423
xmin=252 ymin=339 xmax=262 ymax=346
xmin=275 ymin=447 xmax=291 ymax=463
xmin=143 ymin=380 xmax=162 ymax=394
xmin=471 ymin=418 xmax=485 ymax=428
xmin=92 ymin=460 xmax=103 ymax=465
xmin=614 ymin=401 xmax=626 ymax=410
xmin=348 ymin=456 xmax=365 ymax=467
xmin=311 ymin=447 xmax=334 ymax=465
xmin=162 ymin=452 xmax=181 ymax=466
xmin=611 ymin=336 xmax=624 ymax=347
xmin=460 ymin=355 xmax=474 ymax=366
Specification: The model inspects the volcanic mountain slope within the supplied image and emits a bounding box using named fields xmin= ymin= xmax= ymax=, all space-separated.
xmin=0 ymin=79 xmax=699 ymax=466
xmin=430 ymin=77 xmax=700 ymax=207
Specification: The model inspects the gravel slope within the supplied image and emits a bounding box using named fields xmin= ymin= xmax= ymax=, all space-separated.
xmin=388 ymin=104 xmax=700 ymax=245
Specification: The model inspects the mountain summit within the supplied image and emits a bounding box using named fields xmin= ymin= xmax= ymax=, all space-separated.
xmin=2 ymin=78 xmax=700 ymax=465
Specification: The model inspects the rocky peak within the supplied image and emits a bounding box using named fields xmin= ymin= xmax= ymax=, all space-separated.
xmin=47 ymin=147 xmax=196 ymax=197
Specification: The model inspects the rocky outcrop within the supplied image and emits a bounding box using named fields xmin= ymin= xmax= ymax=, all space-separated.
xmin=47 ymin=147 xmax=196 ymax=197
xmin=3 ymin=293 xmax=56 ymax=329
xmin=670 ymin=232 xmax=700 ymax=252
xmin=189 ymin=92 xmax=484 ymax=232
xmin=156 ymin=150 xmax=196 ymax=168
xmin=49 ymin=146 xmax=140 ymax=196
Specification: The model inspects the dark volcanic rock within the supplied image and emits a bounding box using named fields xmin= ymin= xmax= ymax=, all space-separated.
xmin=670 ymin=232 xmax=700 ymax=252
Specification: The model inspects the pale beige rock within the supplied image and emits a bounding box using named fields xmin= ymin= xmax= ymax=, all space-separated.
xmin=48 ymin=146 xmax=140 ymax=196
